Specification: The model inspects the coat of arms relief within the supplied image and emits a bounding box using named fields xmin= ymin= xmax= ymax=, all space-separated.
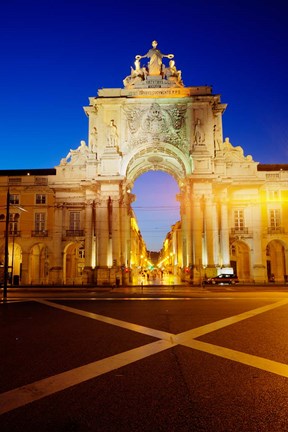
xmin=124 ymin=102 xmax=188 ymax=151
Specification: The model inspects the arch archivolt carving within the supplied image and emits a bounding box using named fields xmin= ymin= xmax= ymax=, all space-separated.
xmin=121 ymin=142 xmax=192 ymax=186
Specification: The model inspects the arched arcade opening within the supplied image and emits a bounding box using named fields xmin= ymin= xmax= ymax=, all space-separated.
xmin=64 ymin=242 xmax=85 ymax=285
xmin=266 ymin=240 xmax=287 ymax=282
xmin=230 ymin=240 xmax=251 ymax=282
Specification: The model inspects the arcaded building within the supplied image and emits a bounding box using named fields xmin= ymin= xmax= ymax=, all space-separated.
xmin=0 ymin=41 xmax=288 ymax=285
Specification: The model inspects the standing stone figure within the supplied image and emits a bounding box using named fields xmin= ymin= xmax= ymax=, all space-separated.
xmin=135 ymin=40 xmax=174 ymax=76
xmin=107 ymin=120 xmax=118 ymax=147
xmin=194 ymin=119 xmax=205 ymax=145
xmin=90 ymin=126 xmax=98 ymax=152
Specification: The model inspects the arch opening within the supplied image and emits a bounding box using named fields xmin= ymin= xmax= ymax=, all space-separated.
xmin=230 ymin=240 xmax=250 ymax=282
xmin=266 ymin=240 xmax=287 ymax=282
xmin=64 ymin=241 xmax=85 ymax=285
xmin=132 ymin=170 xmax=180 ymax=252
xmin=131 ymin=170 xmax=181 ymax=284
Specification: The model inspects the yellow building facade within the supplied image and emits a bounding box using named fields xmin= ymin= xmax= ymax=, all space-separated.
xmin=160 ymin=166 xmax=288 ymax=283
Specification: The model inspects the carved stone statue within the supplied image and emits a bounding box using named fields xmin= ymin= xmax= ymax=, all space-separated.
xmin=123 ymin=59 xmax=147 ymax=88
xmin=107 ymin=120 xmax=118 ymax=147
xmin=163 ymin=59 xmax=183 ymax=86
xmin=63 ymin=140 xmax=90 ymax=165
xmin=122 ymin=41 xmax=185 ymax=89
xmin=135 ymin=40 xmax=174 ymax=76
xmin=222 ymin=137 xmax=252 ymax=161
xmin=194 ymin=119 xmax=205 ymax=145
xmin=90 ymin=126 xmax=98 ymax=152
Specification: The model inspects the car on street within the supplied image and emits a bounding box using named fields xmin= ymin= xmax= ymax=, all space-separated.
xmin=204 ymin=274 xmax=239 ymax=285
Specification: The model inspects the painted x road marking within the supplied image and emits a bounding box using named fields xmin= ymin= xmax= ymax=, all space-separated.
xmin=1 ymin=297 xmax=288 ymax=415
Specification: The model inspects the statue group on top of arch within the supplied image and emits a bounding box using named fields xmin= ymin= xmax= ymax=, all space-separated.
xmin=123 ymin=40 xmax=184 ymax=89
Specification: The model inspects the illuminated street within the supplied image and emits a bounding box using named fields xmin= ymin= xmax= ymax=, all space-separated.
xmin=1 ymin=287 xmax=288 ymax=431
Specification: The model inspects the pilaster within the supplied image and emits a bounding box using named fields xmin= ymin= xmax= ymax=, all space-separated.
xmin=220 ymin=200 xmax=230 ymax=266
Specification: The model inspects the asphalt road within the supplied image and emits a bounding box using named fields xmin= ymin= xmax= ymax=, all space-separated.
xmin=1 ymin=287 xmax=288 ymax=431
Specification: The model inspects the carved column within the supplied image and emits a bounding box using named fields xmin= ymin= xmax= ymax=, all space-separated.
xmin=21 ymin=250 xmax=29 ymax=284
xmin=212 ymin=199 xmax=220 ymax=266
xmin=220 ymin=200 xmax=230 ymax=267
xmin=205 ymin=196 xmax=219 ymax=267
xmin=84 ymin=201 xmax=93 ymax=267
xmin=118 ymin=195 xmax=125 ymax=285
xmin=124 ymin=192 xmax=134 ymax=284
xmin=107 ymin=196 xmax=113 ymax=268
xmin=180 ymin=184 xmax=192 ymax=270
xmin=91 ymin=200 xmax=97 ymax=269
xmin=97 ymin=197 xmax=109 ymax=267
xmin=83 ymin=200 xmax=93 ymax=283
xmin=111 ymin=196 xmax=121 ymax=268
xmin=200 ymin=195 xmax=208 ymax=268
xmin=250 ymin=203 xmax=265 ymax=282
xmin=191 ymin=194 xmax=203 ymax=282
xmin=50 ymin=205 xmax=63 ymax=284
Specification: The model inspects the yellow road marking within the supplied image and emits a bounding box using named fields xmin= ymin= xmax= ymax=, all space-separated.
xmin=1 ymin=297 xmax=288 ymax=415
xmin=175 ymin=297 xmax=288 ymax=342
xmin=0 ymin=339 xmax=175 ymax=415
xmin=183 ymin=339 xmax=288 ymax=378
xmin=36 ymin=299 xmax=174 ymax=341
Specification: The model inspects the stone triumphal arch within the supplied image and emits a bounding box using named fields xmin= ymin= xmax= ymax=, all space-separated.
xmin=51 ymin=40 xmax=261 ymax=285
xmin=4 ymin=41 xmax=288 ymax=286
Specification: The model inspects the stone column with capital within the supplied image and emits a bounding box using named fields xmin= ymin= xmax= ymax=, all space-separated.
xmin=123 ymin=191 xmax=134 ymax=284
xmin=111 ymin=196 xmax=122 ymax=285
xmin=250 ymin=203 xmax=266 ymax=282
xmin=220 ymin=201 xmax=230 ymax=267
xmin=50 ymin=205 xmax=64 ymax=284
xmin=97 ymin=197 xmax=109 ymax=268
xmin=118 ymin=195 xmax=126 ymax=285
xmin=83 ymin=201 xmax=93 ymax=283
xmin=186 ymin=197 xmax=192 ymax=269
xmin=191 ymin=195 xmax=203 ymax=283
xmin=178 ymin=186 xmax=192 ymax=280
xmin=20 ymin=250 xmax=29 ymax=284
xmin=205 ymin=196 xmax=220 ymax=267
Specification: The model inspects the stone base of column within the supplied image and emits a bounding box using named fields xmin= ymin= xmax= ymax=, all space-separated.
xmin=94 ymin=266 xmax=122 ymax=286
xmin=252 ymin=265 xmax=267 ymax=283
xmin=20 ymin=269 xmax=29 ymax=285
xmin=49 ymin=267 xmax=63 ymax=285
xmin=83 ymin=266 xmax=93 ymax=284
xmin=181 ymin=267 xmax=194 ymax=284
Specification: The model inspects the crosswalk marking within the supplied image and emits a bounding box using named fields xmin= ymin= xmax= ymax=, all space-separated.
xmin=37 ymin=299 xmax=174 ymax=341
xmin=183 ymin=339 xmax=288 ymax=378
xmin=175 ymin=297 xmax=288 ymax=341
xmin=1 ymin=297 xmax=288 ymax=415
xmin=0 ymin=339 xmax=175 ymax=416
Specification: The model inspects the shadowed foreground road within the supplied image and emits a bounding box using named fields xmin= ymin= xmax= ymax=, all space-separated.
xmin=1 ymin=288 xmax=288 ymax=431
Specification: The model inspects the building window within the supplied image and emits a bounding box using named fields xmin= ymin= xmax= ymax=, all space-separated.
xmin=234 ymin=210 xmax=244 ymax=231
xmin=267 ymin=190 xmax=280 ymax=201
xmin=9 ymin=213 xmax=20 ymax=235
xmin=35 ymin=177 xmax=48 ymax=185
xmin=269 ymin=209 xmax=281 ymax=230
xmin=8 ymin=178 xmax=21 ymax=184
xmin=78 ymin=246 xmax=85 ymax=259
xmin=36 ymin=194 xmax=46 ymax=204
xmin=9 ymin=194 xmax=20 ymax=205
xmin=35 ymin=212 xmax=46 ymax=232
xmin=69 ymin=212 xmax=80 ymax=231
